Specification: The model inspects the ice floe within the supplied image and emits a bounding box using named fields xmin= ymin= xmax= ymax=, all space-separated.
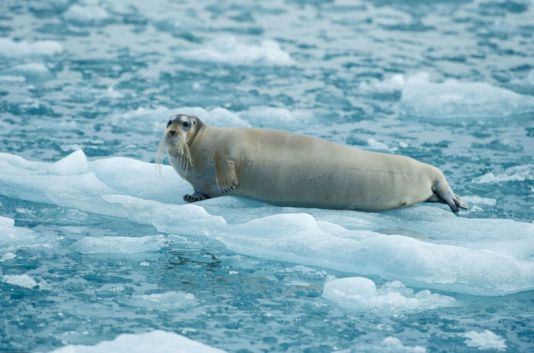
xmin=2 ymin=274 xmax=38 ymax=289
xmin=0 ymin=38 xmax=63 ymax=57
xmin=464 ymin=330 xmax=506 ymax=351
xmin=64 ymin=3 xmax=111 ymax=24
xmin=473 ymin=165 xmax=533 ymax=184
xmin=178 ymin=37 xmax=294 ymax=66
xmin=462 ymin=196 xmax=497 ymax=206
xmin=1 ymin=151 xmax=533 ymax=296
xmin=49 ymin=330 xmax=227 ymax=353
xmin=360 ymin=73 xmax=534 ymax=120
xmin=8 ymin=63 xmax=51 ymax=79
xmin=322 ymin=277 xmax=457 ymax=314
xmin=401 ymin=73 xmax=534 ymax=120
xmin=337 ymin=336 xmax=426 ymax=353
xmin=0 ymin=215 xmax=39 ymax=252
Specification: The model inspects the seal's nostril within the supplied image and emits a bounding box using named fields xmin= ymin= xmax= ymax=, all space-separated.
xmin=169 ymin=130 xmax=177 ymax=136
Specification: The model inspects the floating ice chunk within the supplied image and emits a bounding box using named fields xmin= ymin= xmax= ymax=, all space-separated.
xmin=2 ymin=274 xmax=38 ymax=289
xmin=74 ymin=235 xmax=168 ymax=254
xmin=49 ymin=330 xmax=227 ymax=353
xmin=358 ymin=74 xmax=406 ymax=95
xmin=0 ymin=215 xmax=14 ymax=227
xmin=0 ymin=75 xmax=25 ymax=82
xmin=462 ymin=196 xmax=497 ymax=206
xmin=323 ymin=277 xmax=457 ymax=313
xmin=464 ymin=330 xmax=506 ymax=351
xmin=473 ymin=165 xmax=533 ymax=184
xmin=9 ymin=63 xmax=51 ymax=79
xmin=240 ymin=107 xmax=314 ymax=130
xmin=64 ymin=3 xmax=111 ymax=23
xmin=0 ymin=252 xmax=16 ymax=262
xmin=380 ymin=337 xmax=426 ymax=353
xmin=178 ymin=37 xmax=294 ymax=66
xmin=0 ymin=215 xmax=38 ymax=251
xmin=0 ymin=38 xmax=63 ymax=57
xmin=130 ymin=291 xmax=197 ymax=310
xmin=337 ymin=336 xmax=426 ymax=353
xmin=400 ymin=73 xmax=534 ymax=120
xmin=110 ymin=106 xmax=174 ymax=133
xmin=367 ymin=138 xmax=393 ymax=151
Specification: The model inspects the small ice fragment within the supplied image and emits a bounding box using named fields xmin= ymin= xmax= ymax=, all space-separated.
xmin=0 ymin=252 xmax=16 ymax=262
xmin=0 ymin=38 xmax=63 ymax=57
xmin=131 ymin=291 xmax=197 ymax=310
xmin=473 ymin=165 xmax=533 ymax=184
xmin=323 ymin=277 xmax=457 ymax=314
xmin=367 ymin=138 xmax=390 ymax=150
xmin=2 ymin=274 xmax=38 ymax=289
xmin=464 ymin=330 xmax=506 ymax=351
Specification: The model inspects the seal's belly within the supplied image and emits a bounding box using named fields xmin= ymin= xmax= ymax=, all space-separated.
xmin=237 ymin=147 xmax=434 ymax=210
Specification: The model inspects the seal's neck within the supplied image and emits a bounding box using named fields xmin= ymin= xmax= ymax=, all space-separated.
xmin=187 ymin=121 xmax=206 ymax=147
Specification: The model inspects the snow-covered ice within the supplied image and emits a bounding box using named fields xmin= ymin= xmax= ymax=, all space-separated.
xmin=49 ymin=330 xmax=227 ymax=353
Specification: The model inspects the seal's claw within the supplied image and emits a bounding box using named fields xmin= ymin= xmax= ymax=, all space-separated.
xmin=183 ymin=192 xmax=209 ymax=203
xmin=219 ymin=182 xmax=238 ymax=194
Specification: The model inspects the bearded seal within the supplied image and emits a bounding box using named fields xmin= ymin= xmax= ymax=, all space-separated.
xmin=159 ymin=114 xmax=468 ymax=214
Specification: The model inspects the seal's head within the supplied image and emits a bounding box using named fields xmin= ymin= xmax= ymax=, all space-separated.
xmin=158 ymin=114 xmax=204 ymax=168
xmin=165 ymin=114 xmax=203 ymax=147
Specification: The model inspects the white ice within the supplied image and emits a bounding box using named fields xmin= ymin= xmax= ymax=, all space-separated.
xmin=49 ymin=330 xmax=227 ymax=353
xmin=336 ymin=336 xmax=426 ymax=353
xmin=64 ymin=1 xmax=111 ymax=23
xmin=2 ymin=274 xmax=38 ymax=289
xmin=178 ymin=37 xmax=295 ymax=66
xmin=1 ymin=151 xmax=533 ymax=296
xmin=464 ymin=330 xmax=506 ymax=351
xmin=473 ymin=165 xmax=534 ymax=184
xmin=0 ymin=215 xmax=42 ymax=253
xmin=323 ymin=277 xmax=457 ymax=314
xmin=359 ymin=73 xmax=534 ymax=120
xmin=0 ymin=38 xmax=63 ymax=57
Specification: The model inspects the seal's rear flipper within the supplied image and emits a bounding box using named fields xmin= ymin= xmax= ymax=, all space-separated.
xmin=432 ymin=181 xmax=468 ymax=215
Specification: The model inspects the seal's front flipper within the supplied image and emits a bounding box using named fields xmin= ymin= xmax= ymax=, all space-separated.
xmin=183 ymin=192 xmax=209 ymax=203
xmin=214 ymin=154 xmax=239 ymax=194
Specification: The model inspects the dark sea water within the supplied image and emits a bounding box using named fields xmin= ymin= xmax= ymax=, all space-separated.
xmin=0 ymin=0 xmax=533 ymax=352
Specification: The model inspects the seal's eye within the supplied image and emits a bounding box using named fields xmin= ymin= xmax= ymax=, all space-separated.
xmin=182 ymin=121 xmax=191 ymax=129
xmin=166 ymin=120 xmax=172 ymax=128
